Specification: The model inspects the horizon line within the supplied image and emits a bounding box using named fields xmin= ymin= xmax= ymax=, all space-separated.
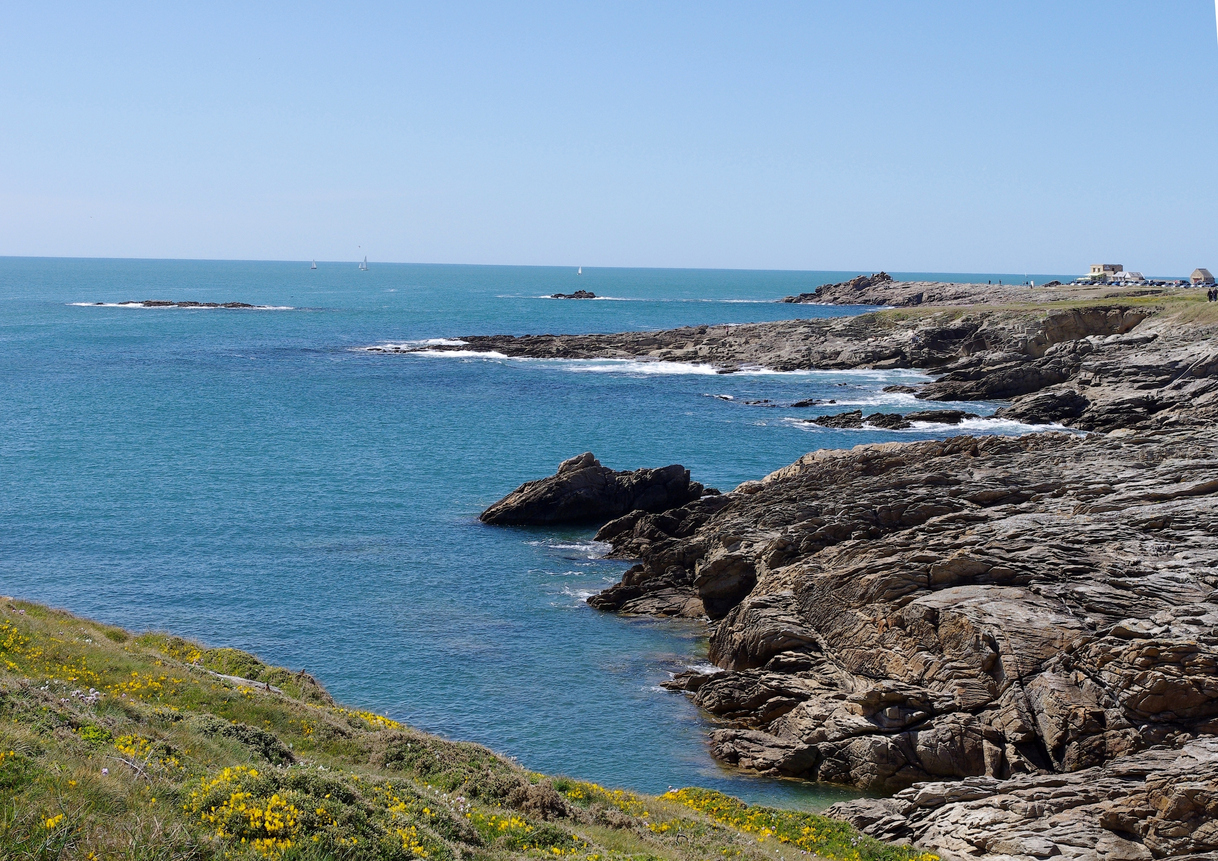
xmin=0 ymin=254 xmax=1107 ymax=279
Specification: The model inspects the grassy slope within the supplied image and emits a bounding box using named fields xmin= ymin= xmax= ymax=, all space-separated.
xmin=0 ymin=599 xmax=936 ymax=861
xmin=868 ymin=287 xmax=1218 ymax=323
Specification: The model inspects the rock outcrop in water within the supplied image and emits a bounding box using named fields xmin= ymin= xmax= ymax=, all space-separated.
xmin=480 ymin=452 xmax=707 ymax=526
xmin=98 ymin=300 xmax=261 ymax=308
xmin=550 ymin=290 xmax=597 ymax=299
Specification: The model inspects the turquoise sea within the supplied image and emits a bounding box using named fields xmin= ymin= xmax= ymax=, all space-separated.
xmin=0 ymin=258 xmax=1069 ymax=809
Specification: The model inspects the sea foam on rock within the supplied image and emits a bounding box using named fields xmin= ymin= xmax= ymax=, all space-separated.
xmin=479 ymin=452 xmax=707 ymax=526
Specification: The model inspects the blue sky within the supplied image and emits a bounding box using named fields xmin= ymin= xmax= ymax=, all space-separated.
xmin=1 ymin=2 xmax=1215 ymax=274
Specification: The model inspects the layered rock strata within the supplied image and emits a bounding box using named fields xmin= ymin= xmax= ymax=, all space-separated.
xmin=573 ymin=303 xmax=1218 ymax=858
xmin=780 ymin=272 xmax=1053 ymax=307
xmin=592 ymin=427 xmax=1218 ymax=856
xmin=399 ymin=293 xmax=1218 ymax=857
xmin=480 ymin=452 xmax=707 ymax=526
xmin=828 ymin=738 xmax=1218 ymax=860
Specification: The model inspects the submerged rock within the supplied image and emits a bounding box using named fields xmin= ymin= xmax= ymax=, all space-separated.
xmin=479 ymin=452 xmax=704 ymax=526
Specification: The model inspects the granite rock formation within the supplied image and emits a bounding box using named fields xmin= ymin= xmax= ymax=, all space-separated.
xmin=828 ymin=738 xmax=1218 ymax=860
xmin=480 ymin=452 xmax=706 ymax=526
xmin=781 ymin=273 xmax=1054 ymax=308
xmin=385 ymin=290 xmax=1218 ymax=858
xmin=592 ymin=428 xmax=1218 ymax=856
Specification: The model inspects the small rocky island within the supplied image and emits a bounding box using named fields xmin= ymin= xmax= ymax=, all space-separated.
xmin=549 ymin=290 xmax=597 ymax=299
xmin=88 ymin=300 xmax=264 ymax=308
xmin=465 ymin=279 xmax=1218 ymax=860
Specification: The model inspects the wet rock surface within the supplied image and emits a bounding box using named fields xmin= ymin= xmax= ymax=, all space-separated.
xmin=550 ymin=290 xmax=597 ymax=299
xmin=479 ymin=452 xmax=706 ymax=526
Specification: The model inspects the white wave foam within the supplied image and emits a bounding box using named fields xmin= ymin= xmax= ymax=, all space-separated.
xmin=823 ymin=391 xmax=922 ymax=407
xmin=401 ymin=349 xmax=512 ymax=359
xmin=526 ymin=539 xmax=611 ymax=558
xmin=921 ymin=417 xmax=1075 ymax=435
xmin=565 ymin=360 xmax=723 ymax=375
xmin=363 ymin=348 xmax=937 ymax=384
xmin=780 ymin=415 xmax=1070 ymax=436
xmin=368 ymin=338 xmax=469 ymax=350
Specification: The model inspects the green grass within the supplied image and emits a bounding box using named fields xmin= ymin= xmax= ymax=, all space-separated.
xmin=0 ymin=599 xmax=935 ymax=861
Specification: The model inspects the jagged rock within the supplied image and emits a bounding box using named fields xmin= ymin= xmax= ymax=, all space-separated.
xmin=829 ymin=737 xmax=1218 ymax=860
xmin=587 ymin=430 xmax=1218 ymax=800
xmin=903 ymin=410 xmax=978 ymax=424
xmin=812 ymin=410 xmax=865 ymax=428
xmin=479 ymin=452 xmax=704 ymax=526
xmin=782 ymin=272 xmax=895 ymax=304
xmin=550 ymin=290 xmax=596 ymax=299
xmin=396 ymin=286 xmax=1218 ymax=857
xmin=995 ymin=389 xmax=1090 ymax=424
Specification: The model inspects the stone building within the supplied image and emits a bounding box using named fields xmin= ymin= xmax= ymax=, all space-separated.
xmin=1088 ymin=264 xmax=1123 ymax=280
xmin=1191 ymin=268 xmax=1215 ymax=285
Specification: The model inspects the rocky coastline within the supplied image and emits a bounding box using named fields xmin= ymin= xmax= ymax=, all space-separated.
xmin=463 ymin=285 xmax=1218 ymax=860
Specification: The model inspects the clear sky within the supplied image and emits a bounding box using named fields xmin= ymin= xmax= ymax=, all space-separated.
xmin=1 ymin=2 xmax=1215 ymax=274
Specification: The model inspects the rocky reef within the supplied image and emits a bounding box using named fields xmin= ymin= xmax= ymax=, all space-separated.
xmin=779 ymin=272 xmax=1156 ymax=309
xmin=550 ymin=290 xmax=597 ymax=299
xmin=480 ymin=451 xmax=708 ymax=526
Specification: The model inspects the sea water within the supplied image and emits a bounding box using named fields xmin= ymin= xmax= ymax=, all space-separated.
xmin=0 ymin=258 xmax=1069 ymax=809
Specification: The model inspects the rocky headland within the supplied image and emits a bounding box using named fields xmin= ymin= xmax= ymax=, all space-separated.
xmin=780 ymin=272 xmax=1059 ymax=308
xmin=460 ymin=285 xmax=1218 ymax=860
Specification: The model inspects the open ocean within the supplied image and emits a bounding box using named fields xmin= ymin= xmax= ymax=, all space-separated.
xmin=0 ymin=258 xmax=1070 ymax=809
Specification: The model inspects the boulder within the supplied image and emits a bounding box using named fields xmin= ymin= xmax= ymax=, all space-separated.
xmin=479 ymin=452 xmax=704 ymax=526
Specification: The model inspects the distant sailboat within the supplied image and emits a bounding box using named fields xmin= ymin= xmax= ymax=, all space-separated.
xmin=310 ymin=260 xmax=317 ymax=270
xmin=577 ymin=266 xmax=582 ymax=275
xmin=359 ymin=256 xmax=368 ymax=271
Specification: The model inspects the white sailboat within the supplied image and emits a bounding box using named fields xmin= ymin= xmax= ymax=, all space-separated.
xmin=358 ymin=256 xmax=368 ymax=271
xmin=310 ymin=260 xmax=317 ymax=270
xmin=577 ymin=266 xmax=582 ymax=275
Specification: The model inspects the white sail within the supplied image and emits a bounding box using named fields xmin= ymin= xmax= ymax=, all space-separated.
xmin=311 ymin=260 xmax=317 ymax=270
xmin=577 ymin=266 xmax=582 ymax=275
